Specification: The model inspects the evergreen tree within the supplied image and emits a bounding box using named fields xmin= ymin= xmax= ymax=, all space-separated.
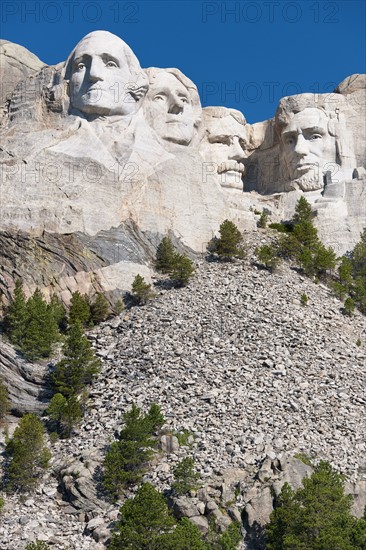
xmin=209 ymin=220 xmax=246 ymax=260
xmin=47 ymin=393 xmax=83 ymax=437
xmin=4 ymin=279 xmax=28 ymax=347
xmin=161 ymin=517 xmax=207 ymax=550
xmin=49 ymin=294 xmax=68 ymax=332
xmin=292 ymin=196 xmax=314 ymax=225
xmin=25 ymin=542 xmax=51 ymax=550
xmin=109 ymin=483 xmax=176 ymax=549
xmin=147 ymin=402 xmax=165 ymax=433
xmin=21 ymin=288 xmax=59 ymax=360
xmin=265 ymin=461 xmax=366 ymax=550
xmin=170 ymin=254 xmax=195 ymax=287
xmin=90 ymin=293 xmax=110 ymax=324
xmin=5 ymin=414 xmax=51 ymax=492
xmin=69 ymin=291 xmax=91 ymax=326
xmin=338 ymin=256 xmax=353 ymax=287
xmin=257 ymin=210 xmax=268 ymax=228
xmin=0 ymin=376 xmax=10 ymax=420
xmin=255 ymin=244 xmax=280 ymax=272
xmin=172 ymin=457 xmax=199 ymax=496
xmin=52 ymin=320 xmax=101 ymax=397
xmin=156 ymin=236 xmax=176 ymax=273
xmin=344 ymin=297 xmax=355 ymax=317
xmin=103 ymin=403 xmax=164 ymax=497
xmin=131 ymin=274 xmax=155 ymax=304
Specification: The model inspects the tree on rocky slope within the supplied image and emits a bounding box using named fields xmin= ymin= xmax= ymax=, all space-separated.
xmin=0 ymin=376 xmax=10 ymax=420
xmin=103 ymin=403 xmax=165 ymax=498
xmin=265 ymin=460 xmax=366 ymax=550
xmin=156 ymin=236 xmax=177 ymax=273
xmin=208 ymin=220 xmax=246 ymax=260
xmin=5 ymin=414 xmax=51 ymax=492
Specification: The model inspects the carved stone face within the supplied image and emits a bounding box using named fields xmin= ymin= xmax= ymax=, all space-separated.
xmin=200 ymin=114 xmax=248 ymax=189
xmin=144 ymin=72 xmax=196 ymax=145
xmin=69 ymin=32 xmax=137 ymax=117
xmin=280 ymin=108 xmax=336 ymax=191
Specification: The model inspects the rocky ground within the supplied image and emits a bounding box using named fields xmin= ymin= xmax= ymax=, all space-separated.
xmin=1 ymin=231 xmax=365 ymax=549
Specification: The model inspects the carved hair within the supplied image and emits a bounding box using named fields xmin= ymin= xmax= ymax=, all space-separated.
xmin=202 ymin=106 xmax=246 ymax=127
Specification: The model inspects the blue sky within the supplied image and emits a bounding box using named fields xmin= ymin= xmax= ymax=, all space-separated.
xmin=2 ymin=0 xmax=365 ymax=123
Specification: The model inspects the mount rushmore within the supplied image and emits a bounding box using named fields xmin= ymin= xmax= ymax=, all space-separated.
xmin=0 ymin=31 xmax=365 ymax=302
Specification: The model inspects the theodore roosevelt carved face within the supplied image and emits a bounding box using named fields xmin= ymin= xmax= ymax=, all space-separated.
xmin=144 ymin=68 xmax=201 ymax=146
xmin=65 ymin=31 xmax=147 ymax=119
xmin=200 ymin=107 xmax=248 ymax=190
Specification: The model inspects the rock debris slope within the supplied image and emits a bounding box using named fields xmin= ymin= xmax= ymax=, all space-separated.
xmin=0 ymin=236 xmax=365 ymax=549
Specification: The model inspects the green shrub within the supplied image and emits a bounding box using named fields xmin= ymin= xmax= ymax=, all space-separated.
xmin=156 ymin=236 xmax=177 ymax=273
xmin=170 ymin=254 xmax=195 ymax=287
xmin=209 ymin=220 xmax=246 ymax=260
xmin=5 ymin=414 xmax=51 ymax=492
xmin=344 ymin=297 xmax=355 ymax=317
xmin=25 ymin=542 xmax=51 ymax=550
xmin=47 ymin=393 xmax=83 ymax=437
xmin=0 ymin=377 xmax=10 ymax=420
xmin=257 ymin=210 xmax=268 ymax=228
xmin=300 ymin=293 xmax=308 ymax=307
xmin=0 ymin=496 xmax=4 ymax=512
xmin=90 ymin=293 xmax=110 ymax=323
xmin=172 ymin=457 xmax=199 ymax=496
xmin=103 ymin=403 xmax=165 ymax=498
xmin=131 ymin=274 xmax=155 ymax=304
xmin=255 ymin=244 xmax=280 ymax=272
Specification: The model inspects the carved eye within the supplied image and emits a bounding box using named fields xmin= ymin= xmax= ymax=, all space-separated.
xmin=309 ymin=134 xmax=322 ymax=141
xmin=153 ymin=94 xmax=166 ymax=102
xmin=106 ymin=60 xmax=118 ymax=68
xmin=77 ymin=63 xmax=85 ymax=71
xmin=179 ymin=96 xmax=189 ymax=104
xmin=285 ymin=137 xmax=294 ymax=145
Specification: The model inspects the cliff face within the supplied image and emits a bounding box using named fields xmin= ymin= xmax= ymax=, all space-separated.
xmin=0 ymin=35 xmax=365 ymax=302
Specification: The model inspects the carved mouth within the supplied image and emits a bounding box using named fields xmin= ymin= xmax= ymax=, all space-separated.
xmin=217 ymin=161 xmax=244 ymax=174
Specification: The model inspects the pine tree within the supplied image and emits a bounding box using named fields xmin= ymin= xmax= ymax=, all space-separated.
xmin=292 ymin=196 xmax=314 ymax=225
xmin=21 ymin=289 xmax=59 ymax=361
xmin=49 ymin=294 xmax=68 ymax=332
xmin=170 ymin=254 xmax=195 ymax=287
xmin=4 ymin=279 xmax=28 ymax=347
xmin=265 ymin=461 xmax=366 ymax=550
xmin=156 ymin=236 xmax=176 ymax=273
xmin=131 ymin=274 xmax=155 ymax=304
xmin=52 ymin=320 xmax=101 ymax=397
xmin=5 ymin=414 xmax=51 ymax=492
xmin=210 ymin=220 xmax=246 ymax=260
xmin=255 ymin=244 xmax=280 ymax=272
xmin=161 ymin=517 xmax=207 ymax=549
xmin=0 ymin=376 xmax=10 ymax=420
xmin=109 ymin=483 xmax=176 ymax=549
xmin=344 ymin=297 xmax=355 ymax=317
xmin=69 ymin=291 xmax=91 ymax=326
xmin=47 ymin=393 xmax=83 ymax=437
xmin=172 ymin=457 xmax=199 ymax=496
xmin=90 ymin=293 xmax=110 ymax=324
xmin=103 ymin=403 xmax=164 ymax=497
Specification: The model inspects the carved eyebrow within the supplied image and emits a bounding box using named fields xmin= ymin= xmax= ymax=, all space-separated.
xmin=101 ymin=54 xmax=120 ymax=65
xmin=302 ymin=126 xmax=326 ymax=134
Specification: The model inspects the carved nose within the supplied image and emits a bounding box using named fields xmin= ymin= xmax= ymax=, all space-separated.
xmin=168 ymin=96 xmax=184 ymax=114
xmin=294 ymin=134 xmax=308 ymax=156
xmin=228 ymin=137 xmax=244 ymax=161
xmin=89 ymin=59 xmax=104 ymax=82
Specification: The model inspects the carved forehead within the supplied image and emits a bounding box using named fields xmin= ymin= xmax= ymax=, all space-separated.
xmin=72 ymin=32 xmax=127 ymax=61
xmin=148 ymin=72 xmax=189 ymax=95
xmin=282 ymin=108 xmax=329 ymax=133
xmin=206 ymin=116 xmax=248 ymax=140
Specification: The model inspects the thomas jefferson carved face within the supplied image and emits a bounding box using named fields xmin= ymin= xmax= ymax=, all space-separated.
xmin=200 ymin=110 xmax=248 ymax=190
xmin=68 ymin=31 xmax=144 ymax=118
xmin=280 ymin=108 xmax=337 ymax=191
xmin=144 ymin=71 xmax=198 ymax=145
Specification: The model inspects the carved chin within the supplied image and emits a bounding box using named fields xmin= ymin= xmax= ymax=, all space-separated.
xmin=288 ymin=172 xmax=324 ymax=192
